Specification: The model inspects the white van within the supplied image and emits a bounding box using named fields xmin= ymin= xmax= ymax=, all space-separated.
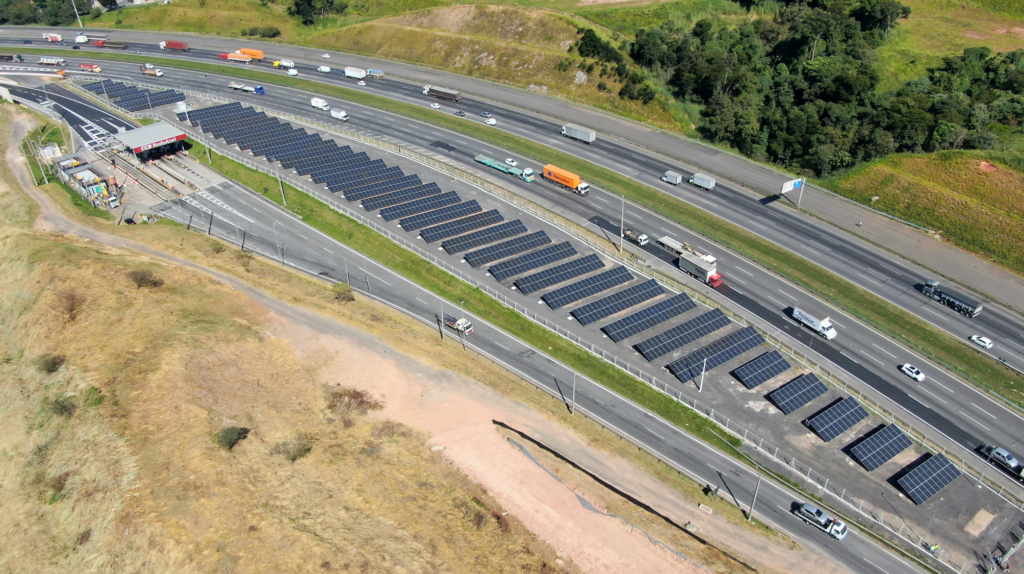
xmin=317 ymin=65 xmax=331 ymax=73
xmin=311 ymin=97 xmax=330 ymax=111
xmin=484 ymin=118 xmax=497 ymax=126
xmin=330 ymin=109 xmax=348 ymax=121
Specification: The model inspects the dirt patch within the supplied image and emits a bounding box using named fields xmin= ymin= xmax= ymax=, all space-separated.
xmin=992 ymin=27 xmax=1024 ymax=37
xmin=979 ymin=160 xmax=998 ymax=173
xmin=964 ymin=509 xmax=996 ymax=538
xmin=964 ymin=31 xmax=987 ymax=39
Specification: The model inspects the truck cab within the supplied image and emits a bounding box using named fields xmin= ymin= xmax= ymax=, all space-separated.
xmin=311 ymin=98 xmax=330 ymax=111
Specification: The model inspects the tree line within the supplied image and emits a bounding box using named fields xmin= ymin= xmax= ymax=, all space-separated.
xmin=0 ymin=0 xmax=109 ymax=26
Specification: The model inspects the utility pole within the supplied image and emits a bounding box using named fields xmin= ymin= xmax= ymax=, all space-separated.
xmin=618 ymin=195 xmax=625 ymax=252
xmin=439 ymin=300 xmax=445 ymax=341
xmin=748 ymin=474 xmax=762 ymax=521
xmin=277 ymin=167 xmax=286 ymax=206
xmin=571 ymin=372 xmax=576 ymax=415
xmin=797 ymin=178 xmax=805 ymax=210
xmin=698 ymin=357 xmax=707 ymax=392
xmin=70 ymin=0 xmax=83 ymax=28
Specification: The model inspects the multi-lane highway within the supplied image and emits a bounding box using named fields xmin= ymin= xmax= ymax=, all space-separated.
xmin=27 ymin=55 xmax=1024 ymax=506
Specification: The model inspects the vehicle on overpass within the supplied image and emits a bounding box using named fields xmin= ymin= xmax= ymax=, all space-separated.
xmin=922 ymin=280 xmax=984 ymax=318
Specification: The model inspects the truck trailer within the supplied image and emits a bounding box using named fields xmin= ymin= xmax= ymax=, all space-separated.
xmin=922 ymin=280 xmax=983 ymax=318
xmin=623 ymin=229 xmax=649 ymax=246
xmin=236 ymin=48 xmax=264 ymax=61
xmin=561 ymin=123 xmax=596 ymax=144
xmin=79 ymin=63 xmax=102 ymax=73
xmin=42 ymin=34 xmax=62 ymax=42
xmin=159 ymin=40 xmax=189 ymax=51
xmin=273 ymin=59 xmax=295 ymax=69
xmin=94 ymin=40 xmax=128 ymax=50
xmin=792 ymin=305 xmax=837 ymax=340
xmin=220 ymin=52 xmax=252 ymax=64
xmin=474 ymin=155 xmax=534 ymax=182
xmin=37 ymin=57 xmax=67 ymax=67
xmin=794 ymin=503 xmax=848 ymax=540
xmin=142 ymin=68 xmax=164 ymax=77
xmin=422 ymin=85 xmax=462 ymax=102
xmin=330 ymin=109 xmax=349 ymax=121
xmin=689 ymin=173 xmax=716 ymax=190
xmin=657 ymin=236 xmax=722 ymax=288
xmin=343 ymin=67 xmax=367 ymax=79
xmin=0 ymin=54 xmax=24 ymax=63
xmin=76 ymin=34 xmax=107 ymax=43
xmin=367 ymin=69 xmax=384 ymax=79
xmin=541 ymin=164 xmax=589 ymax=195
xmin=661 ymin=171 xmax=683 ymax=185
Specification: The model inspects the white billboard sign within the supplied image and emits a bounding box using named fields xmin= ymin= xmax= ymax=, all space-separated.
xmin=781 ymin=178 xmax=803 ymax=194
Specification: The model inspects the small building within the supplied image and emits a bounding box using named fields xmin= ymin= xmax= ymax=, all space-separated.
xmin=111 ymin=121 xmax=187 ymax=161
xmin=52 ymin=153 xmax=116 ymax=207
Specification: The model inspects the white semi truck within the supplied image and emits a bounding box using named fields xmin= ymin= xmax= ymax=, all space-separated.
xmin=792 ymin=305 xmax=837 ymax=340
xmin=689 ymin=173 xmax=716 ymax=190
xmin=344 ymin=66 xmax=367 ymax=80
xmin=561 ymin=123 xmax=596 ymax=144
xmin=656 ymin=237 xmax=722 ymax=288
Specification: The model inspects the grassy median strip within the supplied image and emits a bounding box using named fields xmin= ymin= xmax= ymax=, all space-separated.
xmin=183 ymin=138 xmax=741 ymax=453
xmin=35 ymin=48 xmax=1024 ymax=407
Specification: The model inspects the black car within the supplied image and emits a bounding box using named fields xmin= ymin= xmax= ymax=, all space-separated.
xmin=454 ymin=110 xmax=466 ymax=117
xmin=22 ymin=40 xmax=32 ymax=44
xmin=72 ymin=45 xmax=80 ymax=50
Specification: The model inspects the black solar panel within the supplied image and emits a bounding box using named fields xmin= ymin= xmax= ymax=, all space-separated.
xmin=635 ymin=309 xmax=731 ymax=362
xmin=571 ymin=280 xmax=664 ymax=326
xmin=601 ymin=294 xmax=697 ymax=343
xmin=851 ymin=425 xmax=913 ymax=471
xmin=421 ymin=210 xmax=504 ymax=243
xmin=898 ymin=454 xmax=961 ymax=505
xmin=489 ymin=242 xmax=577 ymax=282
xmin=543 ymin=266 xmax=634 ymax=310
xmin=442 ymin=221 xmax=528 ymax=255
xmin=807 ymin=397 xmax=869 ymax=442
xmin=362 ymin=183 xmax=443 ymax=211
xmin=733 ymin=350 xmax=792 ymax=389
xmin=514 ymin=254 xmax=604 ymax=295
xmin=465 ymin=231 xmax=551 ymax=268
xmin=379 ymin=191 xmax=461 ymax=221
xmin=665 ymin=326 xmax=765 ymax=382
xmin=769 ymin=373 xmax=828 ymax=415
xmin=400 ymin=201 xmax=482 ymax=231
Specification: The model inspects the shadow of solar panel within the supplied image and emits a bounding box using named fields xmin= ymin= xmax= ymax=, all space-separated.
xmin=342 ymin=174 xmax=421 ymax=201
xmin=543 ymin=266 xmax=633 ymax=310
xmin=380 ymin=191 xmax=460 ymax=221
xmin=400 ymin=201 xmax=481 ymax=231
xmin=807 ymin=397 xmax=869 ymax=442
xmin=768 ymin=374 xmax=828 ymax=415
xmin=514 ymin=254 xmax=603 ymax=295
xmin=635 ymin=309 xmax=730 ymax=362
xmin=421 ymin=210 xmax=504 ymax=243
xmin=897 ymin=454 xmax=961 ymax=504
xmin=442 ymin=220 xmax=527 ymax=255
xmin=363 ymin=183 xmax=443 ymax=211
xmin=489 ymin=242 xmax=576 ymax=281
xmin=465 ymin=231 xmax=551 ymax=268
xmin=734 ymin=350 xmax=792 ymax=389
xmin=571 ymin=280 xmax=664 ymax=326
xmin=601 ymin=294 xmax=696 ymax=343
xmin=666 ymin=326 xmax=764 ymax=382
xmin=850 ymin=425 xmax=913 ymax=471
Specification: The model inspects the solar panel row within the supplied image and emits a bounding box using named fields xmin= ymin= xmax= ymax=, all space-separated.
xmin=88 ymin=80 xmax=184 ymax=112
xmin=514 ymin=254 xmax=604 ymax=295
xmin=489 ymin=242 xmax=577 ymax=282
xmin=733 ymin=350 xmax=792 ymax=389
xmin=442 ymin=220 xmax=528 ymax=255
xmin=400 ymin=201 xmax=482 ymax=231
xmin=850 ymin=425 xmax=913 ymax=471
xmin=362 ymin=183 xmax=443 ymax=211
xmin=666 ymin=326 xmax=765 ymax=382
xmin=571 ymin=280 xmax=664 ymax=326
xmin=543 ymin=266 xmax=633 ymax=310
xmin=635 ymin=308 xmax=731 ymax=362
xmin=601 ymin=294 xmax=697 ymax=343
xmin=898 ymin=454 xmax=961 ymax=504
xmin=465 ymin=231 xmax=551 ymax=268
xmin=379 ymin=191 xmax=461 ymax=222
xmin=807 ymin=397 xmax=869 ymax=442
xmin=421 ymin=210 xmax=504 ymax=243
xmin=768 ymin=374 xmax=828 ymax=415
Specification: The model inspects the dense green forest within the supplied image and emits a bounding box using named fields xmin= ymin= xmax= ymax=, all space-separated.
xmin=625 ymin=0 xmax=1024 ymax=175
xmin=0 ymin=0 xmax=103 ymax=25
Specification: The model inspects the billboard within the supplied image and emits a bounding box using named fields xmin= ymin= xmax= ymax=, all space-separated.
xmin=781 ymin=178 xmax=803 ymax=194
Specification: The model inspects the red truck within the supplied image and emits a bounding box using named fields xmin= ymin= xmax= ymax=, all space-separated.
xmin=93 ymin=40 xmax=128 ymax=50
xmin=159 ymin=40 xmax=189 ymax=52
xmin=78 ymin=63 xmax=102 ymax=73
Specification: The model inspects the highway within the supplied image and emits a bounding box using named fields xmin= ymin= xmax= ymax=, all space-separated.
xmin=26 ymin=55 xmax=1024 ymax=506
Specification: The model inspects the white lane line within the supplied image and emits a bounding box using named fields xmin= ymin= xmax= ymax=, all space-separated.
xmin=807 ymin=239 xmax=831 ymax=251
xmin=920 ymin=307 xmax=950 ymax=321
xmin=872 ymin=343 xmax=898 ymax=359
xmin=856 ymin=272 xmax=882 ymax=286
xmin=930 ymin=378 xmax=954 ymax=393
xmin=456 ymin=140 xmax=468 ymax=145
xmin=971 ymin=403 xmax=997 ymax=419
xmin=797 ymin=243 xmax=823 ymax=256
xmin=416 ymin=297 xmax=428 ymax=305
xmin=863 ymin=557 xmax=891 ymax=574
xmin=658 ymin=226 xmax=671 ymax=233
xmin=627 ymin=211 xmax=643 ymax=219
xmin=880 ymin=265 xmax=902 ymax=276
xmin=732 ymin=288 xmax=744 ymax=295
xmin=917 ymin=385 xmax=947 ymax=404
xmin=767 ymin=295 xmax=786 ymax=307
xmin=304 ymin=257 xmax=317 ymax=263
xmin=595 ymin=196 xmax=610 ymax=204
xmin=736 ymin=266 xmax=754 ymax=276
xmin=493 ymin=341 xmax=509 ymax=351
xmin=817 ymin=235 xmax=841 ymax=246
xmin=748 ymin=220 xmax=768 ymax=231
xmin=757 ymin=216 xmax=775 ymax=225
xmin=431 ymin=132 xmax=443 ymax=137
xmin=840 ymin=351 xmax=860 ymax=365
xmin=776 ymin=288 xmax=797 ymax=300
xmin=646 ymin=428 xmax=665 ymax=440
xmin=298 ymin=233 xmax=308 ymax=240
xmin=367 ymin=273 xmax=392 ymax=286
xmin=861 ymin=351 xmax=885 ymax=366
xmin=830 ymin=318 xmax=846 ymax=328
xmin=323 ymin=247 xmax=334 ymax=254
xmin=732 ymin=277 xmax=747 ymax=285
xmin=958 ymin=410 xmax=991 ymax=431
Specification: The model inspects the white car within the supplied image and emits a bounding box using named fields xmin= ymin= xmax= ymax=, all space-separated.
xmin=357 ymin=80 xmax=366 ymax=86
xmin=321 ymin=53 xmax=330 ymax=58
xmin=317 ymin=65 xmax=330 ymax=73
xmin=504 ymin=158 xmax=517 ymax=167
xmin=287 ymin=69 xmax=298 ymax=76
xmin=484 ymin=118 xmax=497 ymax=126
xmin=143 ymin=63 xmax=154 ymax=69
xmin=430 ymin=103 xmax=441 ymax=109
xmin=970 ymin=335 xmax=994 ymax=349
xmin=901 ymin=364 xmax=926 ymax=382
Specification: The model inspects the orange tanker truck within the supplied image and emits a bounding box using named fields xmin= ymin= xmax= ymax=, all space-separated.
xmin=541 ymin=164 xmax=590 ymax=196
xmin=236 ymin=48 xmax=265 ymax=61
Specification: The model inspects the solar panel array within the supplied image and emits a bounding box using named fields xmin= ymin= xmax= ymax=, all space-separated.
xmin=85 ymin=80 xmax=184 ymax=112
xmin=400 ymin=200 xmax=481 ymax=231
xmin=635 ymin=309 xmax=731 ymax=362
xmin=362 ymin=182 xmax=442 ymax=211
xmin=490 ymin=242 xmax=577 ymax=282
xmin=421 ymin=210 xmax=504 ymax=243
xmin=443 ymin=220 xmax=527 ymax=255
xmin=543 ymin=266 xmax=633 ymax=310
xmin=666 ymin=326 xmax=765 ymax=382
xmin=571 ymin=280 xmax=664 ymax=326
xmin=465 ymin=231 xmax=551 ymax=268
xmin=514 ymin=254 xmax=604 ymax=295
xmin=807 ymin=397 xmax=869 ymax=442
xmin=601 ymin=294 xmax=697 ymax=343
xmin=733 ymin=351 xmax=792 ymax=389
xmin=898 ymin=454 xmax=961 ymax=504
xmin=850 ymin=425 xmax=913 ymax=471
xmin=379 ymin=191 xmax=460 ymax=221
xmin=768 ymin=374 xmax=828 ymax=415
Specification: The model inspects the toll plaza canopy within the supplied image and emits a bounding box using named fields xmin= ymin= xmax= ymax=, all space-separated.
xmin=112 ymin=122 xmax=186 ymax=154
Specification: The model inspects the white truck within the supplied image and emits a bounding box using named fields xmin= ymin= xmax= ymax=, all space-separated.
xmin=656 ymin=236 xmax=722 ymax=288
xmin=343 ymin=66 xmax=367 ymax=80
xmin=311 ymin=97 xmax=330 ymax=111
xmin=442 ymin=314 xmax=473 ymax=335
xmin=561 ymin=123 xmax=596 ymax=144
xmin=622 ymin=229 xmax=649 ymax=246
xmin=795 ymin=503 xmax=848 ymax=541
xmin=689 ymin=173 xmax=716 ymax=190
xmin=330 ymin=109 xmax=348 ymax=121
xmin=317 ymin=65 xmax=331 ymax=73
xmin=273 ymin=59 xmax=295 ymax=69
xmin=37 ymin=57 xmax=67 ymax=67
xmin=661 ymin=171 xmax=683 ymax=185
xmin=792 ymin=305 xmax=837 ymax=340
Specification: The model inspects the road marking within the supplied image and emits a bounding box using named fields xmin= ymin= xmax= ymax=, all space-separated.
xmin=856 ymin=272 xmax=882 ymax=286
xmin=627 ymin=211 xmax=643 ymax=219
xmin=872 ymin=343 xmax=898 ymax=359
xmin=731 ymin=288 xmax=743 ymax=295
xmin=735 ymin=266 xmax=754 ymax=276
xmin=367 ymin=273 xmax=392 ymax=286
xmin=304 ymin=257 xmax=317 ymax=263
xmin=861 ymin=351 xmax=885 ymax=366
xmin=757 ymin=216 xmax=775 ymax=225
xmin=766 ymin=295 xmax=785 ymax=307
xmin=930 ymin=378 xmax=953 ymax=393
xmin=917 ymin=385 xmax=946 ymax=404
xmin=776 ymin=288 xmax=797 ymax=300
xmin=493 ymin=341 xmax=509 ymax=351
xmin=958 ymin=410 xmax=991 ymax=431
xmin=862 ymin=558 xmax=890 ymax=574
xmin=298 ymin=233 xmax=308 ymax=240
xmin=595 ymin=196 xmax=610 ymax=203
xmin=457 ymin=140 xmax=468 ymax=145
xmin=840 ymin=351 xmax=860 ymax=365
xmin=920 ymin=307 xmax=949 ymax=321
xmin=431 ymin=132 xmax=442 ymax=137
xmin=323 ymin=247 xmax=334 ymax=254
xmin=732 ymin=277 xmax=747 ymax=285
xmin=829 ymin=318 xmax=845 ymax=328
xmin=817 ymin=235 xmax=841 ymax=246
xmin=646 ymin=428 xmax=665 ymax=440
xmin=748 ymin=220 xmax=768 ymax=231
xmin=971 ymin=403 xmax=997 ymax=419
xmin=797 ymin=243 xmax=822 ymax=256
xmin=416 ymin=297 xmax=428 ymax=305
xmin=807 ymin=239 xmax=831 ymax=252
